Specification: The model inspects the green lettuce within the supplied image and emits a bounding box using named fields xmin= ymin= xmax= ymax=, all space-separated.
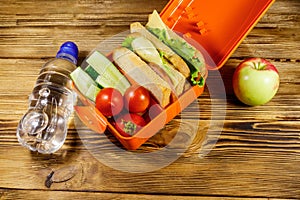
xmin=121 ymin=37 xmax=134 ymax=51
xmin=147 ymin=28 xmax=205 ymax=86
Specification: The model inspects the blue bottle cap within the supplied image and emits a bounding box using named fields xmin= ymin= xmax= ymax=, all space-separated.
xmin=56 ymin=41 xmax=79 ymax=65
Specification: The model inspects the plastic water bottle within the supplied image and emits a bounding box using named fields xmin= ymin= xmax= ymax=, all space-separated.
xmin=16 ymin=41 xmax=78 ymax=154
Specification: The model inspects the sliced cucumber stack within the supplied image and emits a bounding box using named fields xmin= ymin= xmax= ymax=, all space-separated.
xmin=70 ymin=67 xmax=100 ymax=102
xmin=86 ymin=51 xmax=130 ymax=95
xmin=71 ymin=51 xmax=131 ymax=102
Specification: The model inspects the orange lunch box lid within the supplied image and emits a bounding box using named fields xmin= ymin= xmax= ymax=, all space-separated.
xmin=159 ymin=0 xmax=275 ymax=70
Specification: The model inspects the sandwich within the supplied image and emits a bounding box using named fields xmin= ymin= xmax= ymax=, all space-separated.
xmin=113 ymin=10 xmax=207 ymax=108
xmin=145 ymin=10 xmax=207 ymax=86
xmin=113 ymin=47 xmax=172 ymax=108
xmin=122 ymin=32 xmax=186 ymax=96
xmin=130 ymin=22 xmax=191 ymax=78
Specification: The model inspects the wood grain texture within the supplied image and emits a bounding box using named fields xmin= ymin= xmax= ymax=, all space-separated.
xmin=0 ymin=189 xmax=275 ymax=200
xmin=0 ymin=0 xmax=299 ymax=199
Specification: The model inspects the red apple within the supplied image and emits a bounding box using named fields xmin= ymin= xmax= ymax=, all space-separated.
xmin=232 ymin=58 xmax=280 ymax=106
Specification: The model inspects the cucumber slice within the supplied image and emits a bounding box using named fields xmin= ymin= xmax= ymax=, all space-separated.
xmin=86 ymin=51 xmax=117 ymax=75
xmin=95 ymin=73 xmax=130 ymax=95
xmin=85 ymin=65 xmax=99 ymax=80
xmin=70 ymin=67 xmax=100 ymax=101
xmin=85 ymin=84 xmax=101 ymax=102
xmin=86 ymin=51 xmax=130 ymax=94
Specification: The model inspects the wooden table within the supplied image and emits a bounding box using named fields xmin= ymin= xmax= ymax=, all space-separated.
xmin=0 ymin=0 xmax=299 ymax=199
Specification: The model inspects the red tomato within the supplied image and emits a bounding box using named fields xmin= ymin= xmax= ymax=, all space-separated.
xmin=95 ymin=88 xmax=123 ymax=117
xmin=115 ymin=113 xmax=146 ymax=137
xmin=124 ymin=85 xmax=150 ymax=113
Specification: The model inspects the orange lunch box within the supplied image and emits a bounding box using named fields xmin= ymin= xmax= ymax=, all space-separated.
xmin=74 ymin=0 xmax=275 ymax=150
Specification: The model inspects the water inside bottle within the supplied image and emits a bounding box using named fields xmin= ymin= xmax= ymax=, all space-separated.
xmin=17 ymin=61 xmax=76 ymax=153
xmin=16 ymin=41 xmax=78 ymax=154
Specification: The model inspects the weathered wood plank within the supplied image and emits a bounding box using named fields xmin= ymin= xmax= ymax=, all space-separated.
xmin=0 ymin=0 xmax=299 ymax=59
xmin=0 ymin=189 xmax=272 ymax=200
xmin=0 ymin=145 xmax=299 ymax=198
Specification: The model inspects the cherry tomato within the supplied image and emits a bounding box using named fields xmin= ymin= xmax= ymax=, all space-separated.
xmin=124 ymin=85 xmax=150 ymax=113
xmin=115 ymin=113 xmax=146 ymax=137
xmin=95 ymin=88 xmax=123 ymax=117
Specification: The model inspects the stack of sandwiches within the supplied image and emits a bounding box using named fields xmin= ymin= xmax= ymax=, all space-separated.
xmin=112 ymin=10 xmax=207 ymax=108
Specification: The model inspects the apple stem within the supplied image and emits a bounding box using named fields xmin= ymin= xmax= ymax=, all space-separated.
xmin=253 ymin=62 xmax=266 ymax=70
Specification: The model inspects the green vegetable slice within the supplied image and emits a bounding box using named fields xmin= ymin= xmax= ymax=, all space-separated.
xmin=70 ymin=67 xmax=100 ymax=101
xmin=85 ymin=65 xmax=99 ymax=80
xmin=86 ymin=51 xmax=131 ymax=94
xmin=85 ymin=84 xmax=101 ymax=102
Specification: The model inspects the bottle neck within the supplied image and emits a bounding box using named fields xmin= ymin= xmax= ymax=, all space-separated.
xmin=56 ymin=53 xmax=77 ymax=65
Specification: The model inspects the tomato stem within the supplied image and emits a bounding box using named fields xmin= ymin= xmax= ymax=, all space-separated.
xmin=122 ymin=119 xmax=137 ymax=135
